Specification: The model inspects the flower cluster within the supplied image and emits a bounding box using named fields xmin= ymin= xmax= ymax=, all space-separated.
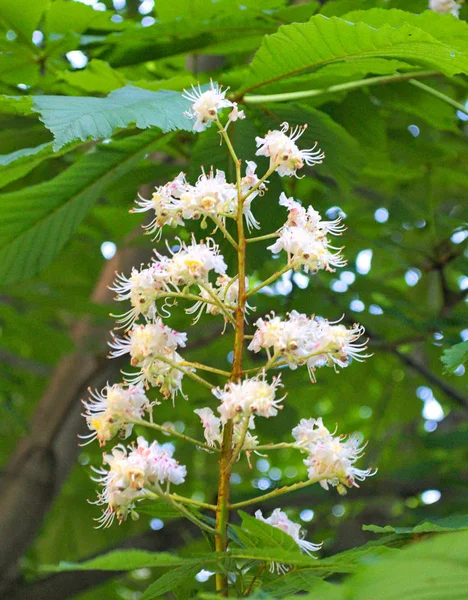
xmin=256 ymin=122 xmax=325 ymax=177
xmin=268 ymin=193 xmax=346 ymax=273
xmin=109 ymin=319 xmax=189 ymax=399
xmin=255 ymin=509 xmax=322 ymax=572
xmin=429 ymin=0 xmax=463 ymax=17
xmin=194 ymin=407 xmax=258 ymax=452
xmin=83 ymin=82 xmax=376 ymax=555
xmin=248 ymin=311 xmax=370 ymax=381
xmin=213 ymin=374 xmax=285 ymax=423
xmin=292 ymin=418 xmax=375 ymax=493
xmin=92 ymin=437 xmax=187 ymax=527
xmin=134 ymin=163 xmax=264 ymax=240
xmin=80 ymin=383 xmax=154 ymax=447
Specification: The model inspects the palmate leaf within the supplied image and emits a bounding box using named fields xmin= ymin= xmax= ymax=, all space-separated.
xmin=243 ymin=15 xmax=468 ymax=93
xmin=0 ymin=130 xmax=170 ymax=285
xmin=32 ymin=86 xmax=193 ymax=150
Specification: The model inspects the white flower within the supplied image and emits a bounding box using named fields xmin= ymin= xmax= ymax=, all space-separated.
xmin=92 ymin=436 xmax=186 ymax=527
xmin=81 ymin=383 xmax=155 ymax=446
xmin=248 ymin=312 xmax=370 ymax=381
xmin=108 ymin=320 xmax=187 ymax=366
xmin=194 ymin=407 xmax=222 ymax=447
xmin=278 ymin=193 xmax=345 ymax=236
xmin=110 ymin=260 xmax=173 ymax=328
xmin=228 ymin=102 xmax=245 ymax=122
xmin=255 ymin=509 xmax=322 ymax=572
xmin=132 ymin=173 xmax=190 ymax=239
xmin=268 ymin=226 xmax=347 ymax=273
xmin=255 ymin=122 xmax=324 ymax=177
xmin=213 ymin=374 xmax=284 ymax=423
xmin=162 ymin=237 xmax=227 ymax=285
xmin=183 ymin=81 xmax=233 ymax=132
xmin=429 ymin=0 xmax=462 ymax=17
xmin=292 ymin=420 xmax=375 ymax=492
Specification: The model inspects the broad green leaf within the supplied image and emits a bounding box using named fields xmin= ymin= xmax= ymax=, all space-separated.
xmin=263 ymin=570 xmax=338 ymax=597
xmin=57 ymin=59 xmax=126 ymax=94
xmin=363 ymin=515 xmax=468 ymax=534
xmin=0 ymin=141 xmax=80 ymax=189
xmin=140 ymin=563 xmax=202 ymax=600
xmin=347 ymin=530 xmax=468 ymax=599
xmin=0 ymin=0 xmax=48 ymax=40
xmin=228 ymin=548 xmax=357 ymax=572
xmin=0 ymin=94 xmax=34 ymax=115
xmin=43 ymin=550 xmax=191 ymax=572
xmin=343 ymin=9 xmax=468 ymax=55
xmin=0 ymin=130 xmax=170 ymax=283
xmin=32 ymin=86 xmax=194 ymax=150
xmin=44 ymin=0 xmax=126 ymax=36
xmin=441 ymin=341 xmax=468 ymax=374
xmin=244 ymin=15 xmax=468 ymax=93
xmin=156 ymin=0 xmax=286 ymax=21
xmin=238 ymin=511 xmax=301 ymax=553
xmin=137 ymin=501 xmax=184 ymax=519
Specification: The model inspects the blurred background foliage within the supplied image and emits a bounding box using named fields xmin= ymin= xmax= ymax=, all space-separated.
xmin=0 ymin=0 xmax=466 ymax=598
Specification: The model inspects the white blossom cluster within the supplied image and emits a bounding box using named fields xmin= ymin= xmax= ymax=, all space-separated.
xmin=133 ymin=162 xmax=264 ymax=240
xmin=83 ymin=83 xmax=375 ymax=534
xmin=269 ymin=193 xmax=347 ymax=273
xmin=110 ymin=237 xmax=234 ymax=328
xmin=108 ymin=319 xmax=189 ymax=400
xmin=255 ymin=509 xmax=322 ymax=572
xmin=91 ymin=437 xmax=187 ymax=527
xmin=429 ymin=0 xmax=463 ymax=17
xmin=292 ymin=418 xmax=376 ymax=492
xmin=248 ymin=311 xmax=370 ymax=381
xmin=80 ymin=383 xmax=155 ymax=447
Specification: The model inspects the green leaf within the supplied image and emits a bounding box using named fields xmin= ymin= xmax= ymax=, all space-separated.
xmin=44 ymin=0 xmax=126 ymax=36
xmin=137 ymin=501 xmax=183 ymax=519
xmin=238 ymin=511 xmax=301 ymax=553
xmin=0 ymin=94 xmax=33 ymax=115
xmin=32 ymin=86 xmax=194 ymax=150
xmin=140 ymin=563 xmax=202 ymax=600
xmin=0 ymin=130 xmax=170 ymax=283
xmin=43 ymin=550 xmax=191 ymax=572
xmin=244 ymin=15 xmax=468 ymax=93
xmin=363 ymin=516 xmax=468 ymax=534
xmin=57 ymin=59 xmax=127 ymax=95
xmin=0 ymin=141 xmax=80 ymax=189
xmin=441 ymin=341 xmax=468 ymax=374
xmin=263 ymin=571 xmax=337 ymax=597
xmin=228 ymin=548 xmax=357 ymax=572
xmin=342 ymin=9 xmax=468 ymax=55
xmin=0 ymin=0 xmax=49 ymax=40
xmin=347 ymin=530 xmax=468 ymax=599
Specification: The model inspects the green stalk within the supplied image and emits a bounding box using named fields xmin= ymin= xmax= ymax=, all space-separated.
xmin=243 ymin=71 xmax=437 ymax=104
xmin=230 ymin=476 xmax=327 ymax=510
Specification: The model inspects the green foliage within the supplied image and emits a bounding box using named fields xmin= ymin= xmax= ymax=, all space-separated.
xmin=441 ymin=341 xmax=468 ymax=374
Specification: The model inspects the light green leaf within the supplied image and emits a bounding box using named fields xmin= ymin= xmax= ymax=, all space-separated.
xmin=32 ymin=85 xmax=193 ymax=150
xmin=441 ymin=341 xmax=468 ymax=374
xmin=0 ymin=94 xmax=34 ymax=115
xmin=228 ymin=548 xmax=357 ymax=571
xmin=44 ymin=0 xmax=126 ymax=36
xmin=43 ymin=550 xmax=191 ymax=572
xmin=140 ymin=563 xmax=202 ymax=600
xmin=347 ymin=530 xmax=468 ymax=599
xmin=238 ymin=511 xmax=301 ymax=553
xmin=343 ymin=9 xmax=468 ymax=55
xmin=363 ymin=515 xmax=468 ymax=534
xmin=57 ymin=59 xmax=127 ymax=94
xmin=0 ymin=130 xmax=170 ymax=283
xmin=0 ymin=0 xmax=49 ymax=40
xmin=244 ymin=15 xmax=468 ymax=93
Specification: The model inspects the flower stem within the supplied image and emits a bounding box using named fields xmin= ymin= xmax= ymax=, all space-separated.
xmin=169 ymin=493 xmax=217 ymax=511
xmin=151 ymin=487 xmax=217 ymax=534
xmin=247 ymin=263 xmax=295 ymax=297
xmin=241 ymin=165 xmax=277 ymax=203
xmin=198 ymin=281 xmax=236 ymax=325
xmin=129 ymin=419 xmax=213 ymax=451
xmin=230 ymin=476 xmax=327 ymax=510
xmin=246 ymin=232 xmax=280 ymax=244
xmin=211 ymin=215 xmax=239 ymax=250
xmin=409 ymin=78 xmax=468 ymax=115
xmin=154 ymin=354 xmax=214 ymax=390
xmin=215 ymin=119 xmax=248 ymax=596
xmin=228 ymin=416 xmax=250 ymax=469
xmin=181 ymin=360 xmax=231 ymax=378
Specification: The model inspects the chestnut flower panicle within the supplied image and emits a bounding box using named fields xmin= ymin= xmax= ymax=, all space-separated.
xmin=429 ymin=0 xmax=463 ymax=17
